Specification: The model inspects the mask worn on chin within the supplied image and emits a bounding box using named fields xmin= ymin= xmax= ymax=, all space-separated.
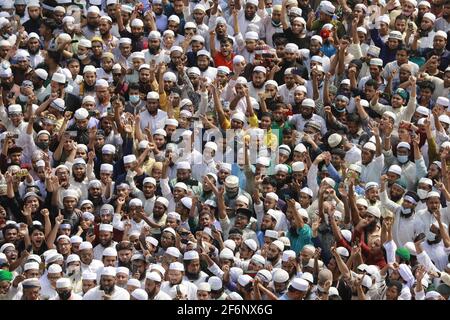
xmin=397 ymin=155 xmax=409 ymax=164
xmin=425 ymin=229 xmax=436 ymax=242
xmin=78 ymin=53 xmax=88 ymax=60
xmin=400 ymin=207 xmax=412 ymax=217
xmin=35 ymin=141 xmax=49 ymax=150
xmin=417 ymin=189 xmax=428 ymax=200
xmin=19 ymin=94 xmax=28 ymax=102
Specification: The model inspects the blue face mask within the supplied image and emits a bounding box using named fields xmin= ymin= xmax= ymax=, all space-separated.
xmin=129 ymin=95 xmax=140 ymax=104
xmin=266 ymin=7 xmax=273 ymax=15
xmin=397 ymin=155 xmax=409 ymax=164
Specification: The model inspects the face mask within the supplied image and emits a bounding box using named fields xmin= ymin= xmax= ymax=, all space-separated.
xmin=19 ymin=94 xmax=28 ymax=102
xmin=129 ymin=95 xmax=140 ymax=104
xmin=397 ymin=155 xmax=409 ymax=164
xmin=58 ymin=290 xmax=72 ymax=300
xmin=400 ymin=207 xmax=412 ymax=216
xmin=425 ymin=229 xmax=436 ymax=242
xmin=67 ymin=265 xmax=81 ymax=275
xmin=417 ymin=189 xmax=428 ymax=200
xmin=36 ymin=141 xmax=49 ymax=150
xmin=78 ymin=53 xmax=88 ymax=60
xmin=266 ymin=7 xmax=273 ymax=15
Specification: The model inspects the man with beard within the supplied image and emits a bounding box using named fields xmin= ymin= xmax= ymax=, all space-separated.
xmin=289 ymin=99 xmax=327 ymax=137
xmin=260 ymin=5 xmax=283 ymax=47
xmin=86 ymin=180 xmax=104 ymax=214
xmin=220 ymin=207 xmax=258 ymax=243
xmin=93 ymin=224 xmax=117 ymax=260
xmin=27 ymin=33 xmax=44 ymax=69
xmin=99 ymin=16 xmax=118 ymax=53
xmin=78 ymin=241 xmax=103 ymax=274
xmin=247 ymin=67 xmax=266 ymax=104
xmin=160 ymin=262 xmax=198 ymax=299
xmin=286 ymin=199 xmax=313 ymax=255
xmin=271 ymin=269 xmax=289 ymax=298
xmin=435 ymin=0 xmax=450 ymax=32
xmin=166 ymin=15 xmax=185 ymax=46
xmin=145 ymin=271 xmax=171 ymax=300
xmin=274 ymin=43 xmax=306 ymax=85
xmin=152 ymin=0 xmax=168 ymax=33
xmin=234 ymin=0 xmax=261 ymax=35
xmin=144 ymin=31 xmax=162 ymax=64
xmin=0 ymin=224 xmax=19 ymax=248
xmin=0 ymin=68 xmax=20 ymax=100
xmin=117 ymin=6 xmax=148 ymax=52
xmin=66 ymin=108 xmax=90 ymax=145
xmin=380 ymin=176 xmax=420 ymax=247
xmin=266 ymin=240 xmax=284 ymax=269
xmin=116 ymin=241 xmax=133 ymax=270
xmin=281 ymin=250 xmax=298 ymax=279
xmin=129 ymin=254 xmax=147 ymax=286
xmin=76 ymin=39 xmax=93 ymax=72
xmin=22 ymin=1 xmax=41 ymax=34
xmin=44 ymin=72 xmax=81 ymax=114
xmin=14 ymin=0 xmax=28 ymax=24
xmin=139 ymin=91 xmax=167 ymax=133
xmin=422 ymin=31 xmax=450 ymax=72
xmin=51 ymin=278 xmax=82 ymax=300
xmin=57 ymin=188 xmax=80 ymax=230
xmin=182 ymin=251 xmax=208 ymax=286
xmin=415 ymin=209 xmax=450 ymax=272
xmin=20 ymin=278 xmax=41 ymax=300
xmin=82 ymin=6 xmax=100 ymax=40
xmin=83 ymin=267 xmax=130 ymax=300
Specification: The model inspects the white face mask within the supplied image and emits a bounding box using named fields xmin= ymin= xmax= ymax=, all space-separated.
xmin=78 ymin=53 xmax=88 ymax=60
xmin=425 ymin=229 xmax=436 ymax=242
xmin=417 ymin=189 xmax=428 ymax=200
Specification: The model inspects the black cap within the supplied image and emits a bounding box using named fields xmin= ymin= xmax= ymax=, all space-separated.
xmin=404 ymin=191 xmax=420 ymax=203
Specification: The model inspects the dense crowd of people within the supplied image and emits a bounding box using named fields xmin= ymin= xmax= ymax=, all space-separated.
xmin=0 ymin=0 xmax=449 ymax=301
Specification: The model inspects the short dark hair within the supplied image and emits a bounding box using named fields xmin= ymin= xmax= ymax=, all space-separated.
xmin=220 ymin=37 xmax=233 ymax=46
xmin=2 ymin=223 xmax=18 ymax=237
xmin=260 ymin=112 xmax=273 ymax=120
xmin=365 ymin=79 xmax=379 ymax=89
xmin=418 ymin=80 xmax=435 ymax=93
xmin=129 ymin=82 xmax=140 ymax=91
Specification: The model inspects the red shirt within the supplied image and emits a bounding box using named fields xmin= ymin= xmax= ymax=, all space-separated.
xmin=213 ymin=52 xmax=235 ymax=71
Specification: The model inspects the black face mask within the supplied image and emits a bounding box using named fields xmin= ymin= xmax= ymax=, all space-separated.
xmin=58 ymin=290 xmax=71 ymax=300
xmin=35 ymin=141 xmax=49 ymax=150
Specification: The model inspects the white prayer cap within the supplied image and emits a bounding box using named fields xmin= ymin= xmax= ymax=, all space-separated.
xmin=388 ymin=31 xmax=403 ymax=41
xmin=146 ymin=271 xmax=162 ymax=282
xmin=435 ymin=30 xmax=447 ymax=40
xmin=52 ymin=72 xmax=66 ymax=84
xmin=184 ymin=250 xmax=199 ymax=261
xmin=418 ymin=0 xmax=431 ymax=7
xmin=48 ymin=264 xmax=63 ymax=274
xmin=370 ymin=58 xmax=383 ymax=66
xmin=101 ymin=266 xmax=116 ymax=277
xmin=237 ymin=274 xmax=253 ymax=287
xmin=269 ymin=239 xmax=283 ymax=252
xmin=79 ymin=241 xmax=93 ymax=251
xmin=102 ymin=247 xmax=117 ymax=257
xmin=341 ymin=229 xmax=352 ymax=243
xmin=291 ymin=278 xmax=309 ymax=291
xmin=233 ymin=55 xmax=245 ymax=64
xmin=24 ymin=262 xmax=40 ymax=271
xmin=273 ymin=269 xmax=289 ymax=283
xmin=285 ymin=43 xmax=299 ymax=53
xmin=34 ymin=68 xmax=48 ymax=81
xmin=123 ymin=154 xmax=137 ymax=164
xmin=56 ymin=278 xmax=72 ymax=289
xmin=145 ymin=236 xmax=158 ymax=247
xmin=168 ymin=15 xmax=180 ymax=23
xmin=322 ymin=177 xmax=336 ymax=188
xmin=56 ymin=235 xmax=70 ymax=243
xmin=163 ymin=72 xmax=177 ymax=82
xmin=219 ymin=248 xmax=234 ymax=260
xmin=62 ymin=189 xmax=79 ymax=200
xmin=165 ymin=246 xmax=181 ymax=258
xmin=66 ymin=254 xmax=80 ymax=264
xmin=437 ymin=97 xmax=449 ymax=107
xmin=74 ymin=108 xmax=89 ymax=120
xmin=336 ymin=247 xmax=349 ymax=257
xmin=251 ymin=254 xmax=265 ymax=266
xmin=78 ymin=39 xmax=92 ymax=48
xmin=224 ymin=239 xmax=236 ymax=251
xmin=130 ymin=18 xmax=144 ymax=27
xmin=243 ymin=239 xmax=257 ymax=252
xmin=423 ymin=12 xmax=436 ymax=23
xmin=366 ymin=206 xmax=381 ymax=218
xmin=281 ymin=250 xmax=296 ymax=262
xmin=99 ymin=224 xmax=113 ymax=232
xmin=363 ymin=142 xmax=376 ymax=151
xmin=208 ymin=276 xmax=222 ymax=290
xmin=100 ymin=163 xmax=114 ymax=173
xmin=127 ymin=279 xmax=141 ymax=287
xmin=169 ymin=262 xmax=184 ymax=272
xmin=87 ymin=6 xmax=100 ymax=15
xmin=131 ymin=289 xmax=148 ymax=300
xmin=129 ymin=198 xmax=143 ymax=207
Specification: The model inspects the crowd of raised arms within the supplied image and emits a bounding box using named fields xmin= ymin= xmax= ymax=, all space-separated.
xmin=0 ymin=0 xmax=449 ymax=301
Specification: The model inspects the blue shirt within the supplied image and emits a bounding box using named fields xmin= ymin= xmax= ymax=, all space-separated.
xmin=288 ymin=224 xmax=313 ymax=255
